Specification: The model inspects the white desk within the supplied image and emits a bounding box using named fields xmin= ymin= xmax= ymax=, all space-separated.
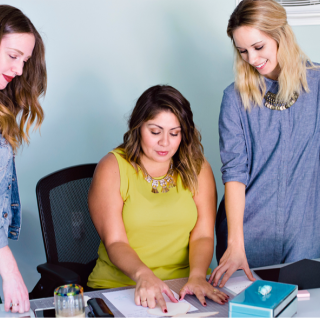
xmin=0 ymin=260 xmax=319 ymax=317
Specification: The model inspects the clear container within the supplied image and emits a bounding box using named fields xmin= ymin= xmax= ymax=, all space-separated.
xmin=54 ymin=284 xmax=85 ymax=318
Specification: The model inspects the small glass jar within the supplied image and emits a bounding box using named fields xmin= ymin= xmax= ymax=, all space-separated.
xmin=54 ymin=284 xmax=85 ymax=318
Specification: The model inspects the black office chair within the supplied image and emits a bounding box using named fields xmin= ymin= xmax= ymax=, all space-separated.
xmin=30 ymin=164 xmax=101 ymax=299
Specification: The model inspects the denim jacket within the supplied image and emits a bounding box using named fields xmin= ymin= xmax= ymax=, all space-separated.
xmin=0 ymin=134 xmax=21 ymax=249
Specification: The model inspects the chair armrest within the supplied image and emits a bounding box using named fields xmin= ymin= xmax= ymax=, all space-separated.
xmin=37 ymin=263 xmax=81 ymax=284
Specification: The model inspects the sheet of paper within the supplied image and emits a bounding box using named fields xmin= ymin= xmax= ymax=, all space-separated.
xmin=103 ymin=288 xmax=197 ymax=318
xmin=224 ymin=276 xmax=253 ymax=294
xmin=84 ymin=295 xmax=91 ymax=307
xmin=148 ymin=302 xmax=190 ymax=316
xmin=173 ymin=311 xmax=219 ymax=318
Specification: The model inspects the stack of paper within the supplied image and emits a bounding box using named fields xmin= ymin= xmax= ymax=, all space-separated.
xmin=103 ymin=288 xmax=197 ymax=318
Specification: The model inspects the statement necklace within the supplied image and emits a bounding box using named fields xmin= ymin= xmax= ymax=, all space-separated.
xmin=139 ymin=160 xmax=176 ymax=194
xmin=264 ymin=91 xmax=299 ymax=111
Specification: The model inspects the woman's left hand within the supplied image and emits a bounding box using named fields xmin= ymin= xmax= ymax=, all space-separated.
xmin=179 ymin=276 xmax=229 ymax=306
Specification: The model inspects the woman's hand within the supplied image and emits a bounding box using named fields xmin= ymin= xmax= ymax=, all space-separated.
xmin=134 ymin=271 xmax=178 ymax=313
xmin=209 ymin=244 xmax=255 ymax=288
xmin=0 ymin=246 xmax=29 ymax=313
xmin=2 ymin=269 xmax=29 ymax=313
xmin=179 ymin=276 xmax=229 ymax=306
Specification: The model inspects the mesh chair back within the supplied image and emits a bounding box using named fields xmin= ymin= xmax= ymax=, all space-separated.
xmin=36 ymin=164 xmax=101 ymax=284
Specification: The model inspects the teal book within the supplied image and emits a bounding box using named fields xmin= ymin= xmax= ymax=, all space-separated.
xmin=229 ymin=280 xmax=298 ymax=318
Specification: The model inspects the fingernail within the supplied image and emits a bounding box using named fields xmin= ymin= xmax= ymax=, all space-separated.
xmin=204 ymin=302 xmax=207 ymax=306
xmin=219 ymin=285 xmax=223 ymax=288
xmin=164 ymin=309 xmax=168 ymax=313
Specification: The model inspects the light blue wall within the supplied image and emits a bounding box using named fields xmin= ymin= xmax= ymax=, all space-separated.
xmin=1 ymin=0 xmax=320 ymax=298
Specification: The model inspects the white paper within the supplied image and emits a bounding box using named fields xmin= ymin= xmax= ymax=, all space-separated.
xmin=224 ymin=276 xmax=253 ymax=294
xmin=103 ymin=288 xmax=197 ymax=318
xmin=148 ymin=302 xmax=190 ymax=316
xmin=84 ymin=295 xmax=91 ymax=307
xmin=173 ymin=311 xmax=219 ymax=318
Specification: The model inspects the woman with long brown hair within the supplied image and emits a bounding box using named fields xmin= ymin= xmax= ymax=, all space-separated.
xmin=210 ymin=0 xmax=320 ymax=288
xmin=0 ymin=5 xmax=46 ymax=314
xmin=87 ymin=85 xmax=229 ymax=313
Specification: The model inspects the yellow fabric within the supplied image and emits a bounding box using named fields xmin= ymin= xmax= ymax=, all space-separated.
xmin=87 ymin=149 xmax=198 ymax=289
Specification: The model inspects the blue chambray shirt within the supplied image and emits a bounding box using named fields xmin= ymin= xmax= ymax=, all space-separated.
xmin=216 ymin=68 xmax=320 ymax=268
xmin=0 ymin=134 xmax=21 ymax=248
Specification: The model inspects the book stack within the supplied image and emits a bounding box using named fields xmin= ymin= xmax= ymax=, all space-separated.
xmin=229 ymin=280 xmax=298 ymax=318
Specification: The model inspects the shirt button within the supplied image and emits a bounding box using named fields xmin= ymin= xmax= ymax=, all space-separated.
xmin=3 ymin=213 xmax=8 ymax=218
xmin=8 ymin=184 xmax=11 ymax=189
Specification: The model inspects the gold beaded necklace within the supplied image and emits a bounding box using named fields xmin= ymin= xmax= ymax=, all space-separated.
xmin=264 ymin=91 xmax=299 ymax=111
xmin=139 ymin=160 xmax=176 ymax=194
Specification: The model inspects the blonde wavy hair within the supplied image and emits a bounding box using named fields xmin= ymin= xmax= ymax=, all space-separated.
xmin=117 ymin=85 xmax=204 ymax=195
xmin=0 ymin=5 xmax=46 ymax=151
xmin=227 ymin=0 xmax=314 ymax=110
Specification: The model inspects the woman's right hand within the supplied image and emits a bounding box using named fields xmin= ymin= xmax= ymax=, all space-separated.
xmin=0 ymin=246 xmax=30 ymax=313
xmin=2 ymin=269 xmax=30 ymax=313
xmin=134 ymin=271 xmax=178 ymax=313
xmin=209 ymin=244 xmax=255 ymax=288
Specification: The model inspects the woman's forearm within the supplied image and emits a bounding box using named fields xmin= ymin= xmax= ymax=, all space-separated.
xmin=0 ymin=246 xmax=19 ymax=280
xmin=189 ymin=237 xmax=213 ymax=279
xmin=107 ymin=242 xmax=153 ymax=282
xmin=225 ymin=181 xmax=246 ymax=247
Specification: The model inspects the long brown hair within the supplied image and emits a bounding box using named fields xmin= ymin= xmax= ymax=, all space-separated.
xmin=0 ymin=5 xmax=46 ymax=150
xmin=227 ymin=0 xmax=313 ymax=110
xmin=117 ymin=85 xmax=204 ymax=194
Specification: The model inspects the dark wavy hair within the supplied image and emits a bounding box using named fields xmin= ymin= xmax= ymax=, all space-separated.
xmin=117 ymin=85 xmax=204 ymax=194
xmin=0 ymin=5 xmax=46 ymax=150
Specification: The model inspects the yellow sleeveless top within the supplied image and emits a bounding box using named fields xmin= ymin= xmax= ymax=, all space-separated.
xmin=87 ymin=150 xmax=198 ymax=289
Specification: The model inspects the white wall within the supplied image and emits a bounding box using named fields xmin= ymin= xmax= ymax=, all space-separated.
xmin=1 ymin=0 xmax=320 ymax=297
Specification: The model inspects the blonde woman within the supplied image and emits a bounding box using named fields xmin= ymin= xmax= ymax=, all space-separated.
xmin=0 ymin=5 xmax=46 ymax=313
xmin=210 ymin=0 xmax=320 ymax=288
xmin=87 ymin=85 xmax=229 ymax=313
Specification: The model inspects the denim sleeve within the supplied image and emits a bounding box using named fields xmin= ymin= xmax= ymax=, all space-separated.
xmin=219 ymin=90 xmax=249 ymax=185
xmin=0 ymin=225 xmax=8 ymax=248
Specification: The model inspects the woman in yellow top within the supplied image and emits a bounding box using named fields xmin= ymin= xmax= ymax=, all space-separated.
xmin=87 ymin=85 xmax=228 ymax=313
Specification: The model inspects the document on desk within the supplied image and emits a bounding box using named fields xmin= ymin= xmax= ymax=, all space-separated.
xmin=103 ymin=288 xmax=198 ymax=318
xmin=224 ymin=276 xmax=253 ymax=294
